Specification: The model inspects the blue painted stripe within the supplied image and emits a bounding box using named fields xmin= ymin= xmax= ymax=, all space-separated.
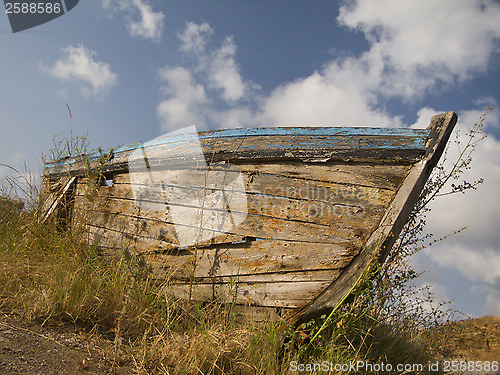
xmin=200 ymin=127 xmax=429 ymax=138
xmin=114 ymin=127 xmax=430 ymax=152
xmin=44 ymin=127 xmax=431 ymax=168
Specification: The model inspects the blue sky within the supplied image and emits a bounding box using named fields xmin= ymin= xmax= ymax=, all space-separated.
xmin=1 ymin=0 xmax=500 ymax=317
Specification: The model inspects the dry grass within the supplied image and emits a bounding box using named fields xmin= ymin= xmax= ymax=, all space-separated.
xmin=0 ymin=201 xmax=285 ymax=374
xmin=0 ymin=172 xmax=452 ymax=374
xmin=0 ymin=202 xmax=444 ymax=374
xmin=424 ymin=316 xmax=500 ymax=362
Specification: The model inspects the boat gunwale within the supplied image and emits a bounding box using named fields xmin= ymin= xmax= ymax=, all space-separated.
xmin=43 ymin=126 xmax=433 ymax=177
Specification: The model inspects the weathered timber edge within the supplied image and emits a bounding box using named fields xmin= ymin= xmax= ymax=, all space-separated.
xmin=286 ymin=111 xmax=458 ymax=326
xmin=43 ymin=127 xmax=431 ymax=178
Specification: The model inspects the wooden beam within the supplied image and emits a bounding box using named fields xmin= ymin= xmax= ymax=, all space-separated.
xmin=40 ymin=176 xmax=76 ymax=223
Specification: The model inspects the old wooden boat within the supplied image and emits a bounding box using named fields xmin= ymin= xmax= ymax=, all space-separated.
xmin=42 ymin=111 xmax=457 ymax=325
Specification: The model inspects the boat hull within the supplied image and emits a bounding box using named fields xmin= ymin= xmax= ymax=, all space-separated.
xmin=42 ymin=112 xmax=458 ymax=324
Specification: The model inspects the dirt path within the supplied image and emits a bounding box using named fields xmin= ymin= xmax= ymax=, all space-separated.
xmin=0 ymin=311 xmax=136 ymax=375
xmin=1 ymin=309 xmax=499 ymax=374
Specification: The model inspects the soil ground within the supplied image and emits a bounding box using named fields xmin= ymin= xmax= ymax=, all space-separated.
xmin=0 ymin=310 xmax=137 ymax=375
xmin=426 ymin=315 xmax=500 ymax=375
xmin=0 ymin=310 xmax=498 ymax=374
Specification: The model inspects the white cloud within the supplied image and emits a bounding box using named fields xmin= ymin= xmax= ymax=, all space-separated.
xmin=424 ymin=108 xmax=500 ymax=247
xmin=42 ymin=44 xmax=117 ymax=97
xmin=159 ymin=21 xmax=403 ymax=129
xmin=156 ymin=66 xmax=209 ymax=131
xmin=232 ymin=0 xmax=499 ymax=126
xmin=261 ymin=70 xmax=401 ymax=127
xmin=155 ymin=2 xmax=500 ymax=129
xmin=262 ymin=0 xmax=500 ymax=124
xmin=102 ymin=0 xmax=164 ymax=41
xmin=428 ymin=245 xmax=500 ymax=286
xmin=127 ymin=0 xmax=164 ymax=41
xmin=422 ymin=243 xmax=500 ymax=315
xmin=178 ymin=22 xmax=213 ymax=54
xmin=338 ymin=0 xmax=500 ymax=98
xmin=157 ymin=2 xmax=500 ymax=130
xmin=485 ymin=290 xmax=500 ymax=314
xmin=157 ymin=1 xmax=492 ymax=130
xmin=178 ymin=23 xmax=250 ymax=102
xmin=157 ymin=22 xmax=257 ymax=130
xmin=207 ymin=36 xmax=247 ymax=102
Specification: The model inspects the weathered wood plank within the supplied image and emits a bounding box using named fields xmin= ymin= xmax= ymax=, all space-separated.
xmin=44 ymin=128 xmax=430 ymax=177
xmin=199 ymin=127 xmax=430 ymax=140
xmin=99 ymin=180 xmax=390 ymax=230
xmin=235 ymin=162 xmax=410 ymax=191
xmin=115 ymin=164 xmax=400 ymax=205
xmin=168 ymin=270 xmax=342 ymax=284
xmin=85 ymin=220 xmax=243 ymax=254
xmin=97 ymin=236 xmax=359 ymax=276
xmin=148 ymin=257 xmax=350 ymax=283
xmin=71 ymin=160 xmax=399 ymax=247
xmin=80 ymin=202 xmax=365 ymax=246
xmin=167 ymin=280 xmax=330 ymax=308
xmin=47 ymin=128 xmax=431 ymax=172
